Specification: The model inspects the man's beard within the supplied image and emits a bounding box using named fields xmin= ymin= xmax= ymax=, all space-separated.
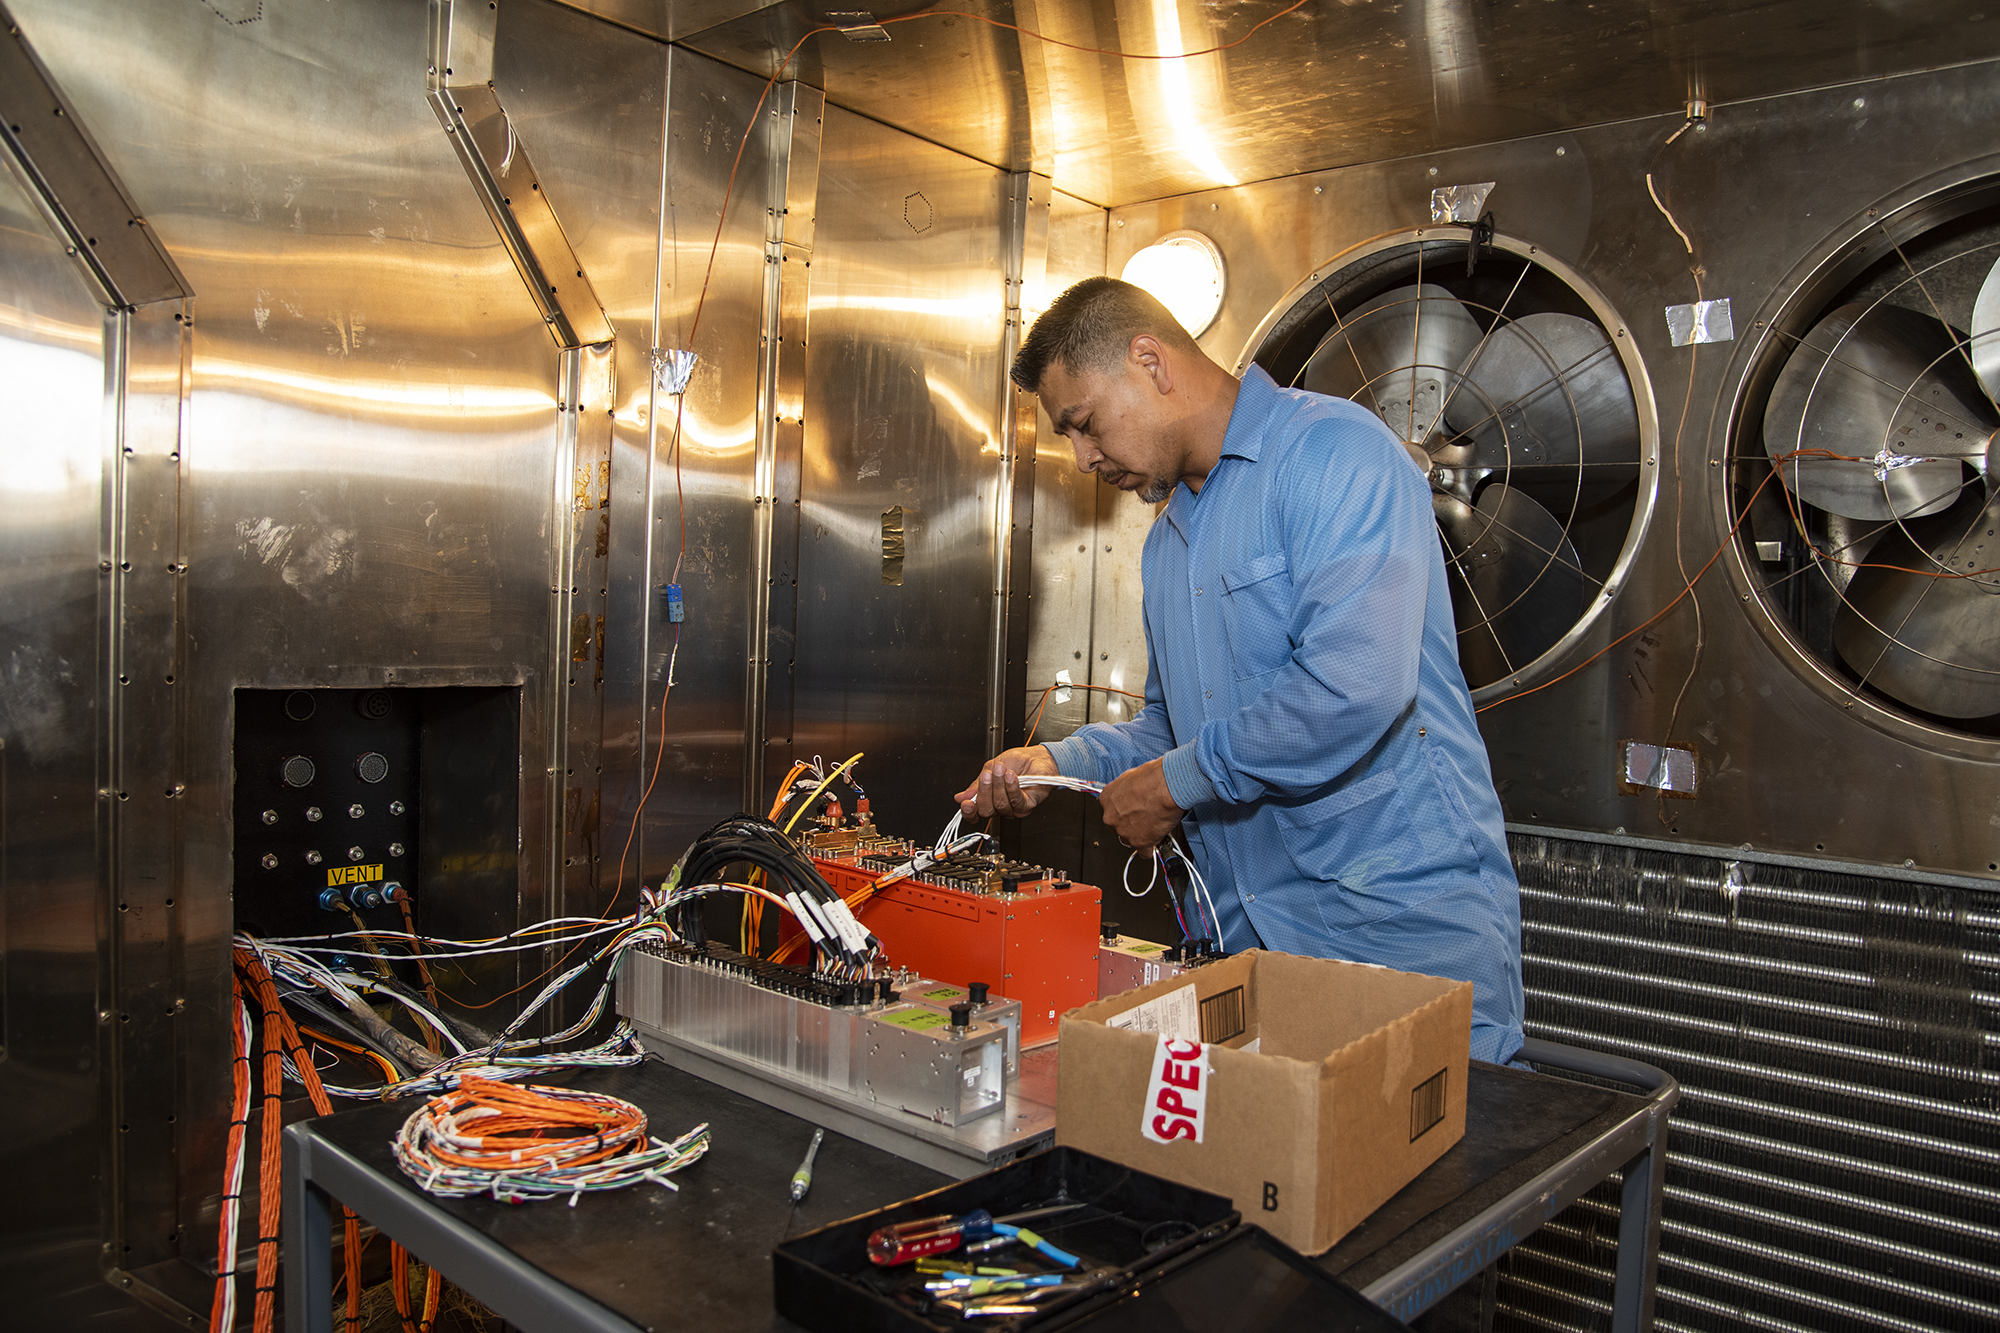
xmin=1137 ymin=475 xmax=1175 ymax=504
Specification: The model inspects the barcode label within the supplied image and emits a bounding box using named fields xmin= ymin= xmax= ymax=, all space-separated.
xmin=1410 ymin=1068 xmax=1447 ymax=1141
xmin=1199 ymin=985 xmax=1246 ymax=1043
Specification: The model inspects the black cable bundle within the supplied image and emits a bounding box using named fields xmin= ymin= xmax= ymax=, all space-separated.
xmin=675 ymin=814 xmax=874 ymax=967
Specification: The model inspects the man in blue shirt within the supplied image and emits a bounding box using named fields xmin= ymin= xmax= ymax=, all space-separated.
xmin=954 ymin=277 xmax=1524 ymax=1063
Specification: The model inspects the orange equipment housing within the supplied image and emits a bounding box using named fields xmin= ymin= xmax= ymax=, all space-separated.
xmin=801 ymin=851 xmax=1102 ymax=1045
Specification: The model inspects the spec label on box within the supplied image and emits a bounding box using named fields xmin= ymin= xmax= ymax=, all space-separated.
xmin=1141 ymin=1035 xmax=1209 ymax=1144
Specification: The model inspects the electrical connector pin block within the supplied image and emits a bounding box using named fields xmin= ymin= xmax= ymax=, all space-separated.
xmin=663 ymin=583 xmax=685 ymax=623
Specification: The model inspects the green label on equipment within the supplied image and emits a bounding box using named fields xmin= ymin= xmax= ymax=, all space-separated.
xmin=922 ymin=986 xmax=962 ymax=1000
xmin=882 ymin=1007 xmax=951 ymax=1031
xmin=1123 ymin=942 xmax=1167 ymax=955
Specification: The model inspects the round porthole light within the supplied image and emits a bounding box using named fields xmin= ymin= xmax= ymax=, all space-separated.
xmin=1120 ymin=230 xmax=1226 ymax=337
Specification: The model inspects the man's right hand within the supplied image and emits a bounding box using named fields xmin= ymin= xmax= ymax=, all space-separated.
xmin=953 ymin=746 xmax=1059 ymax=819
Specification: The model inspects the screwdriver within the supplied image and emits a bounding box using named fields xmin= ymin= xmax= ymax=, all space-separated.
xmin=789 ymin=1128 xmax=824 ymax=1203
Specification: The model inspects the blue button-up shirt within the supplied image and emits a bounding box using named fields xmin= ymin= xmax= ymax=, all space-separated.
xmin=1047 ymin=366 xmax=1524 ymax=1062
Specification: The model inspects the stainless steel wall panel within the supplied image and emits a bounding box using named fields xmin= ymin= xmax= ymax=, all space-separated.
xmin=628 ymin=46 xmax=775 ymax=873
xmin=749 ymin=81 xmax=824 ymax=811
xmin=1016 ymin=189 xmax=1106 ymax=753
xmin=0 ymin=144 xmax=113 ymax=1313
xmin=791 ymin=105 xmax=1008 ymax=829
xmin=988 ymin=170 xmax=1048 ymax=754
xmin=493 ymin=0 xmax=671 ymax=926
xmin=7 ymin=0 xmax=575 ymax=1286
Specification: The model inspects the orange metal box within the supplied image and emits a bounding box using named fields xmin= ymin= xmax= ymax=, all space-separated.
xmin=803 ymin=855 xmax=1102 ymax=1045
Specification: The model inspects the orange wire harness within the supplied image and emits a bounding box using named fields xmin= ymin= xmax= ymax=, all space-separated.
xmin=231 ymin=944 xmax=367 ymax=1333
xmin=391 ymin=1076 xmax=709 ymax=1202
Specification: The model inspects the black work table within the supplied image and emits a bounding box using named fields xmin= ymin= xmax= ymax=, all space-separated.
xmin=285 ymin=1041 xmax=1673 ymax=1333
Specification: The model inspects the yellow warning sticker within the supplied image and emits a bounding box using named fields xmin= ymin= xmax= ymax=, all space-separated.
xmin=326 ymin=864 xmax=385 ymax=887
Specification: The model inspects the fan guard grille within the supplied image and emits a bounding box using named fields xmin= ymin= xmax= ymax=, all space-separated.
xmin=1729 ymin=185 xmax=2000 ymax=742
xmin=1243 ymin=232 xmax=1657 ymax=699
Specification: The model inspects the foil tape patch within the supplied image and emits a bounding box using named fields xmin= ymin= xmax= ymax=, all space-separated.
xmin=1430 ymin=181 xmax=1496 ymax=223
xmin=651 ymin=348 xmax=698 ymax=395
xmin=1665 ymin=298 xmax=1734 ymax=347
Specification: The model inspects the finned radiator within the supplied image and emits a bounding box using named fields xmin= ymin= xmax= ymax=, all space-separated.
xmin=1499 ymin=833 xmax=1999 ymax=1333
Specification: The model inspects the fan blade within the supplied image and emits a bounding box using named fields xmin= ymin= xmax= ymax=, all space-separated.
xmin=1442 ymin=484 xmax=1585 ymax=685
xmin=1972 ymin=252 xmax=2000 ymax=406
xmin=1447 ymin=313 xmax=1640 ymax=486
xmin=1834 ymin=487 xmax=2000 ymax=718
xmin=1299 ymin=283 xmax=1481 ymax=446
xmin=1762 ymin=302 xmax=1995 ymax=522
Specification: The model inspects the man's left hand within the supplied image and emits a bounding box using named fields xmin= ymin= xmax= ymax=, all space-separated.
xmin=1099 ymin=758 xmax=1184 ymax=851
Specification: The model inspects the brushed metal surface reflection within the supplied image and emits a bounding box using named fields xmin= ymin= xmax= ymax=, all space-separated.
xmin=0 ymin=146 xmax=113 ymax=1311
xmin=679 ymin=0 xmax=2000 ymax=209
xmin=9 ymin=0 xmax=570 ymax=1282
xmin=493 ymin=0 xmax=672 ymax=946
xmin=628 ymin=46 xmax=775 ymax=874
xmin=792 ymin=106 xmax=1006 ymax=830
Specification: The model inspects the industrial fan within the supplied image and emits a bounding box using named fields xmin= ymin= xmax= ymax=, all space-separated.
xmin=1753 ymin=237 xmax=2000 ymax=724
xmin=1250 ymin=238 xmax=1648 ymax=692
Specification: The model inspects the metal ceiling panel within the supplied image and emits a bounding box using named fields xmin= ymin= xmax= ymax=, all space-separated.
xmin=678 ymin=0 xmax=2000 ymax=208
xmin=549 ymin=0 xmax=788 ymax=44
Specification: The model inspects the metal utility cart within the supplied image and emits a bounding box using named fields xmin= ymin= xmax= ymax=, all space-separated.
xmin=284 ymin=1040 xmax=1675 ymax=1333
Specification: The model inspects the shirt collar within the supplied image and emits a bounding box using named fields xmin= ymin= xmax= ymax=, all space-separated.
xmin=1219 ymin=364 xmax=1280 ymax=463
xmin=1164 ymin=365 xmax=1281 ymax=533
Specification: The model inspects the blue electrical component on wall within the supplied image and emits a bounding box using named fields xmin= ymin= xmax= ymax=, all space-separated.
xmin=665 ymin=583 xmax=685 ymax=622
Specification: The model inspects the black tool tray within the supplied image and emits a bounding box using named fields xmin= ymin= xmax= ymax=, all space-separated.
xmin=772 ymin=1146 xmax=1239 ymax=1332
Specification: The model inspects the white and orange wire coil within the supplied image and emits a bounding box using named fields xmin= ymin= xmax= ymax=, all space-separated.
xmin=393 ymin=1076 xmax=709 ymax=1204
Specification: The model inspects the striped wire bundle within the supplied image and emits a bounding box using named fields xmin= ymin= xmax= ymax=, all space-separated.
xmin=393 ymin=1076 xmax=710 ymax=1204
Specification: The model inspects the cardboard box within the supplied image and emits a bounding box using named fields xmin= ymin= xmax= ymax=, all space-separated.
xmin=1055 ymin=949 xmax=1471 ymax=1255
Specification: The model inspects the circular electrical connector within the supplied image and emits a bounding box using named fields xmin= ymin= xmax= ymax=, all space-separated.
xmin=356 ymin=690 xmax=392 ymax=721
xmin=356 ymin=752 xmax=389 ymax=783
xmin=284 ymin=691 xmax=316 ymax=721
xmin=281 ymin=755 xmax=316 ymax=788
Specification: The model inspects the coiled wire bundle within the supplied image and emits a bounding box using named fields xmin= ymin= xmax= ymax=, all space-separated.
xmin=393 ymin=1076 xmax=710 ymax=1204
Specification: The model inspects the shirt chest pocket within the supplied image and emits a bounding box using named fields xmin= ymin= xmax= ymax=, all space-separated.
xmin=1219 ymin=551 xmax=1292 ymax=681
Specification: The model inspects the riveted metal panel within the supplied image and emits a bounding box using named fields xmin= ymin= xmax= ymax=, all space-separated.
xmin=791 ymin=105 xmax=1007 ymax=829
xmin=625 ymin=46 xmax=773 ymax=878
xmin=0 ymin=138 xmax=114 ymax=1315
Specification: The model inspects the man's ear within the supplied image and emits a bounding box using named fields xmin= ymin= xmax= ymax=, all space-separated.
xmin=1129 ymin=334 xmax=1175 ymax=396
